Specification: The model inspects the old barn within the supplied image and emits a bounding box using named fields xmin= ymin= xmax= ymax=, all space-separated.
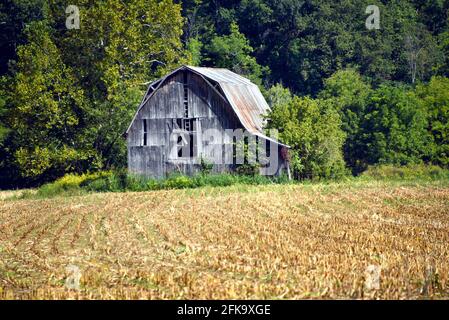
xmin=125 ymin=65 xmax=290 ymax=178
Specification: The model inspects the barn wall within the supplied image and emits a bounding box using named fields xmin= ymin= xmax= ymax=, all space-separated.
xmin=127 ymin=71 xmax=242 ymax=178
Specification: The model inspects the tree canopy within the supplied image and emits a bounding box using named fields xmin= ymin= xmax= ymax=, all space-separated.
xmin=0 ymin=0 xmax=448 ymax=187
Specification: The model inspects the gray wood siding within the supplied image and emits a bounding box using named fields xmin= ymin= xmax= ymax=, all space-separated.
xmin=127 ymin=70 xmax=286 ymax=179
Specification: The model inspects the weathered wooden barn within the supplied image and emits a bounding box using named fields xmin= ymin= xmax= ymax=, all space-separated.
xmin=125 ymin=65 xmax=290 ymax=178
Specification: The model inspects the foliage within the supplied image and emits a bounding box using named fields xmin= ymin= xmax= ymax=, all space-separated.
xmin=5 ymin=21 xmax=99 ymax=182
xmin=183 ymin=0 xmax=447 ymax=94
xmin=1 ymin=0 xmax=185 ymax=187
xmin=319 ymin=69 xmax=372 ymax=174
xmin=31 ymin=171 xmax=293 ymax=197
xmin=36 ymin=171 xmax=112 ymax=198
xmin=235 ymin=163 xmax=260 ymax=176
xmin=416 ymin=76 xmax=449 ymax=167
xmin=0 ymin=0 xmax=48 ymax=75
xmin=1 ymin=0 xmax=449 ymax=187
xmin=0 ymin=87 xmax=9 ymax=145
xmin=199 ymin=156 xmax=213 ymax=175
xmin=204 ymin=22 xmax=268 ymax=86
xmin=267 ymin=88 xmax=347 ymax=179
xmin=186 ymin=37 xmax=203 ymax=66
xmin=361 ymin=84 xmax=433 ymax=166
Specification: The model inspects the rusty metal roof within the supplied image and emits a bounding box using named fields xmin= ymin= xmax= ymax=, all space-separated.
xmin=186 ymin=66 xmax=269 ymax=134
xmin=126 ymin=65 xmax=289 ymax=147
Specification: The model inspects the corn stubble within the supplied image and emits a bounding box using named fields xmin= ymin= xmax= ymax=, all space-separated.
xmin=0 ymin=181 xmax=448 ymax=299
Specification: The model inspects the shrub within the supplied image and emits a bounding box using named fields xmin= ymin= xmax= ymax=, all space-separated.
xmin=199 ymin=156 xmax=214 ymax=175
xmin=37 ymin=171 xmax=112 ymax=197
xmin=163 ymin=175 xmax=195 ymax=189
xmin=34 ymin=171 xmax=294 ymax=198
xmin=235 ymin=163 xmax=260 ymax=176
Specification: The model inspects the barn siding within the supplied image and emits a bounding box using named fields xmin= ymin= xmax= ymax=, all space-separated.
xmin=127 ymin=69 xmax=287 ymax=179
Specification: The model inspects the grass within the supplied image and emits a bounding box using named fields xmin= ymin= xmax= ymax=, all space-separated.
xmin=13 ymin=171 xmax=292 ymax=200
xmin=13 ymin=164 xmax=449 ymax=200
xmin=0 ymin=176 xmax=448 ymax=299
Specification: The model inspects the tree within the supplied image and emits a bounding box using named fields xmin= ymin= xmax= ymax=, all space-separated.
xmin=5 ymin=21 xmax=98 ymax=182
xmin=319 ymin=69 xmax=372 ymax=174
xmin=0 ymin=0 xmax=48 ymax=76
xmin=205 ymin=22 xmax=268 ymax=86
xmin=438 ymin=20 xmax=449 ymax=77
xmin=361 ymin=84 xmax=433 ymax=166
xmin=267 ymin=85 xmax=346 ymax=179
xmin=2 ymin=0 xmax=186 ymax=186
xmin=0 ymin=88 xmax=8 ymax=145
xmin=403 ymin=23 xmax=443 ymax=84
xmin=49 ymin=0 xmax=186 ymax=169
xmin=416 ymin=76 xmax=449 ymax=167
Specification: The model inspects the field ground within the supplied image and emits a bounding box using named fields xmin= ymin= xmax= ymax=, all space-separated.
xmin=0 ymin=179 xmax=448 ymax=299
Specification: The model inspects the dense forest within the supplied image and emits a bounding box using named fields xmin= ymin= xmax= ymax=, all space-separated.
xmin=0 ymin=0 xmax=448 ymax=188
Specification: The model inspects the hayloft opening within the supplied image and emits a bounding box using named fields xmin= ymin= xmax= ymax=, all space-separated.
xmin=143 ymin=119 xmax=148 ymax=146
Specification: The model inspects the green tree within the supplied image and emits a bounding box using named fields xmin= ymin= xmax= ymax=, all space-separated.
xmin=438 ymin=21 xmax=449 ymax=77
xmin=5 ymin=21 xmax=98 ymax=181
xmin=0 ymin=88 xmax=8 ymax=145
xmin=319 ymin=69 xmax=372 ymax=174
xmin=2 ymin=0 xmax=186 ymax=186
xmin=50 ymin=0 xmax=186 ymax=168
xmin=205 ymin=22 xmax=268 ymax=86
xmin=267 ymin=86 xmax=346 ymax=179
xmin=416 ymin=76 xmax=449 ymax=167
xmin=361 ymin=84 xmax=433 ymax=166
xmin=0 ymin=0 xmax=48 ymax=75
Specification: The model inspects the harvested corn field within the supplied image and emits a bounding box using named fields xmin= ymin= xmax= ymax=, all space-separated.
xmin=0 ymin=180 xmax=448 ymax=299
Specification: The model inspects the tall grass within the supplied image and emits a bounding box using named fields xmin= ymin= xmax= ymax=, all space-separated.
xmin=361 ymin=164 xmax=449 ymax=181
xmin=84 ymin=171 xmax=292 ymax=193
xmin=28 ymin=171 xmax=292 ymax=198
xmin=27 ymin=164 xmax=449 ymax=199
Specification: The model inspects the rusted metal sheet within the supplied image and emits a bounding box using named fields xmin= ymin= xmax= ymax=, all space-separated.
xmin=187 ymin=66 xmax=269 ymax=134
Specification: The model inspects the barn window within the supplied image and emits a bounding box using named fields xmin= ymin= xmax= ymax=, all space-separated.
xmin=177 ymin=135 xmax=183 ymax=157
xmin=266 ymin=139 xmax=271 ymax=158
xmin=175 ymin=118 xmax=197 ymax=158
xmin=142 ymin=119 xmax=148 ymax=146
xmin=232 ymin=136 xmax=237 ymax=165
xmin=256 ymin=136 xmax=259 ymax=163
xmin=173 ymin=71 xmax=199 ymax=158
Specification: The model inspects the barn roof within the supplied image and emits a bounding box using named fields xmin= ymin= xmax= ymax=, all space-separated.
xmin=126 ymin=65 xmax=289 ymax=148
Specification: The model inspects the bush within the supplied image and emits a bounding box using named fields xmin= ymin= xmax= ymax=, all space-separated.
xmin=36 ymin=171 xmax=112 ymax=197
xmin=163 ymin=175 xmax=195 ymax=189
xmin=199 ymin=156 xmax=214 ymax=175
xmin=235 ymin=164 xmax=260 ymax=176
